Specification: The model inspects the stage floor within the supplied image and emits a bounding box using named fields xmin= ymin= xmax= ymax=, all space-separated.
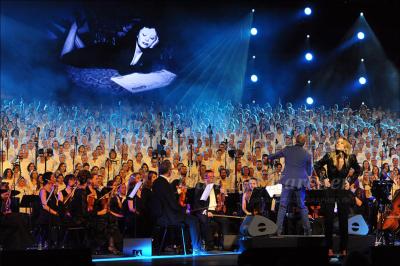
xmin=91 ymin=235 xmax=378 ymax=266
xmin=93 ymin=252 xmax=240 ymax=266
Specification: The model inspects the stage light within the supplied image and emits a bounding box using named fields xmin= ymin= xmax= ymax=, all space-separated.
xmin=250 ymin=28 xmax=258 ymax=36
xmin=304 ymin=7 xmax=312 ymax=16
xmin=361 ymin=58 xmax=364 ymax=62
xmin=306 ymin=97 xmax=314 ymax=105
xmin=251 ymin=74 xmax=258 ymax=82
xmin=358 ymin=76 xmax=367 ymax=85
xmin=305 ymin=52 xmax=313 ymax=61
xmin=252 ymin=55 xmax=256 ymax=59
xmin=360 ymin=12 xmax=364 ymax=17
xmin=307 ymin=80 xmax=311 ymax=84
xmin=357 ymin=32 xmax=365 ymax=40
xmin=252 ymin=9 xmax=255 ymax=13
xmin=306 ymin=34 xmax=310 ymax=38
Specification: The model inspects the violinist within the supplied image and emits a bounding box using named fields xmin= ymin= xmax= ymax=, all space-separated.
xmin=87 ymin=173 xmax=109 ymax=254
xmin=152 ymin=160 xmax=202 ymax=254
xmin=58 ymin=174 xmax=77 ymax=222
xmin=37 ymin=171 xmax=60 ymax=248
xmin=107 ymin=182 xmax=126 ymax=254
xmin=68 ymin=170 xmax=90 ymax=227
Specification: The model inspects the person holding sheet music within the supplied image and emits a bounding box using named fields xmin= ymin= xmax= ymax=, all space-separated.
xmin=267 ymin=134 xmax=312 ymax=236
xmin=193 ymin=170 xmax=223 ymax=251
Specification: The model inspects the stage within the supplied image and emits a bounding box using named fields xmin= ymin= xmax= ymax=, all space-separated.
xmin=1 ymin=235 xmax=399 ymax=266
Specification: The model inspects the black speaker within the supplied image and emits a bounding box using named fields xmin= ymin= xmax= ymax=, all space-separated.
xmin=240 ymin=215 xmax=277 ymax=237
xmin=238 ymin=247 xmax=329 ymax=266
xmin=371 ymin=246 xmax=400 ymax=266
xmin=0 ymin=249 xmax=93 ymax=266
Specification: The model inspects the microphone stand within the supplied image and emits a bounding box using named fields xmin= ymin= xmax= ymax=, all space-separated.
xmin=224 ymin=139 xmax=228 ymax=170
xmin=207 ymin=124 xmax=213 ymax=149
xmin=188 ymin=141 xmax=193 ymax=183
xmin=73 ymin=132 xmax=78 ymax=173
xmin=177 ymin=131 xmax=181 ymax=161
xmin=171 ymin=122 xmax=174 ymax=148
xmin=121 ymin=138 xmax=125 ymax=167
xmin=35 ymin=127 xmax=40 ymax=169
xmin=6 ymin=130 xmax=9 ymax=161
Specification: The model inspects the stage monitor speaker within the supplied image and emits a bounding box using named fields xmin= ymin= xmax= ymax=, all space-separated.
xmin=348 ymin=215 xmax=368 ymax=235
xmin=371 ymin=246 xmax=400 ymax=266
xmin=333 ymin=215 xmax=369 ymax=235
xmin=0 ymin=249 xmax=93 ymax=266
xmin=240 ymin=215 xmax=277 ymax=237
xmin=123 ymin=238 xmax=152 ymax=257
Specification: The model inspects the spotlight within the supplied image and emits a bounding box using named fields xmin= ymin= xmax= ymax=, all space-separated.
xmin=357 ymin=32 xmax=365 ymax=40
xmin=251 ymin=74 xmax=258 ymax=82
xmin=305 ymin=52 xmax=313 ymax=61
xmin=361 ymin=58 xmax=364 ymax=62
xmin=307 ymin=80 xmax=311 ymax=84
xmin=306 ymin=34 xmax=310 ymax=38
xmin=360 ymin=12 xmax=364 ymax=17
xmin=358 ymin=76 xmax=367 ymax=85
xmin=252 ymin=9 xmax=255 ymax=13
xmin=304 ymin=7 xmax=312 ymax=16
xmin=250 ymin=28 xmax=258 ymax=36
xmin=252 ymin=55 xmax=256 ymax=59
xmin=252 ymin=100 xmax=256 ymax=104
xmin=306 ymin=97 xmax=314 ymax=105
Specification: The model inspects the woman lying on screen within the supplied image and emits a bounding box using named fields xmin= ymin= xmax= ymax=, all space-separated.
xmin=60 ymin=20 xmax=176 ymax=94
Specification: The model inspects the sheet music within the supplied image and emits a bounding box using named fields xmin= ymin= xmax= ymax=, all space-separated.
xmin=128 ymin=181 xmax=142 ymax=199
xmin=265 ymin=184 xmax=282 ymax=198
xmin=110 ymin=71 xmax=175 ymax=93
xmin=200 ymin=183 xmax=214 ymax=201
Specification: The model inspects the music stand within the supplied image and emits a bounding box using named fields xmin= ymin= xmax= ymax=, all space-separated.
xmin=20 ymin=195 xmax=40 ymax=228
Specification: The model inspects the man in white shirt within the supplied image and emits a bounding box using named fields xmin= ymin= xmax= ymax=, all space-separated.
xmin=0 ymin=151 xmax=12 ymax=176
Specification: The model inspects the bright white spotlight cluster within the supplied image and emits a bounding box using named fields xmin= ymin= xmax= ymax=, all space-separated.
xmin=250 ymin=28 xmax=258 ymax=36
xmin=306 ymin=97 xmax=314 ymax=105
xmin=305 ymin=52 xmax=313 ymax=61
xmin=360 ymin=12 xmax=364 ymax=16
xmin=357 ymin=31 xmax=365 ymax=40
xmin=304 ymin=7 xmax=312 ymax=16
xmin=251 ymin=74 xmax=258 ymax=82
xmin=359 ymin=77 xmax=367 ymax=85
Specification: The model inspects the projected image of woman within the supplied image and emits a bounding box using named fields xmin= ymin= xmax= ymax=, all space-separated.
xmin=60 ymin=21 xmax=176 ymax=94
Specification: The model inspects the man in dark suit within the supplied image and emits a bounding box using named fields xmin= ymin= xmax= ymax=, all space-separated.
xmin=192 ymin=170 xmax=222 ymax=250
xmin=268 ymin=134 xmax=312 ymax=235
xmin=152 ymin=160 xmax=202 ymax=254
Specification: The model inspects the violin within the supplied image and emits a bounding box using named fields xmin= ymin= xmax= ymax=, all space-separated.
xmin=177 ymin=178 xmax=187 ymax=207
xmin=380 ymin=191 xmax=400 ymax=231
xmin=216 ymin=183 xmax=227 ymax=214
xmin=87 ymin=186 xmax=97 ymax=212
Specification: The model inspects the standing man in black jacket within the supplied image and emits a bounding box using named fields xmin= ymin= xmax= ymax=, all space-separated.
xmin=152 ymin=160 xmax=202 ymax=254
